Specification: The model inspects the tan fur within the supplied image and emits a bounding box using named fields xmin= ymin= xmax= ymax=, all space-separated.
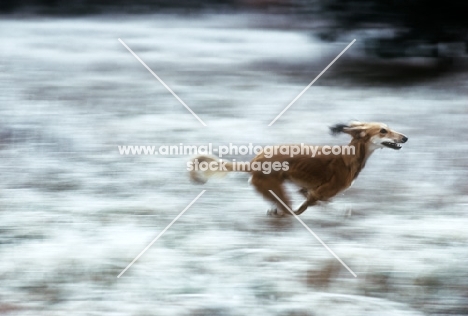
xmin=190 ymin=121 xmax=408 ymax=217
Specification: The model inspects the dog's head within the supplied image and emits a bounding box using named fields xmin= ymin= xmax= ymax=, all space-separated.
xmin=330 ymin=121 xmax=408 ymax=150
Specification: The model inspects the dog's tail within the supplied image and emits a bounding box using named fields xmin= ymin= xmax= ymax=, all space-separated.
xmin=189 ymin=155 xmax=248 ymax=184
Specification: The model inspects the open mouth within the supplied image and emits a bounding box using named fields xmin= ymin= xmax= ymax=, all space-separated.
xmin=382 ymin=141 xmax=402 ymax=150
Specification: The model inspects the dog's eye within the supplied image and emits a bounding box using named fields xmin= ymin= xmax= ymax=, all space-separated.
xmin=380 ymin=128 xmax=387 ymax=134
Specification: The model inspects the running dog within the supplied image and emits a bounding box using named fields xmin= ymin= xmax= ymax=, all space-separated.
xmin=189 ymin=121 xmax=408 ymax=216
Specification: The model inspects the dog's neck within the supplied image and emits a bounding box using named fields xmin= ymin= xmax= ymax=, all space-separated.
xmin=344 ymin=138 xmax=378 ymax=179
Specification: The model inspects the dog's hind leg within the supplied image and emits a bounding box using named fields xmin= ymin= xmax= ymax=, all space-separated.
xmin=250 ymin=173 xmax=291 ymax=217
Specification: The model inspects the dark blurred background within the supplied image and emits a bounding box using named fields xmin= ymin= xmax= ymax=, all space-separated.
xmin=2 ymin=0 xmax=468 ymax=61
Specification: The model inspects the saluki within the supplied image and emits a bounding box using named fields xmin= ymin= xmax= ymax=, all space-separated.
xmin=189 ymin=121 xmax=408 ymax=217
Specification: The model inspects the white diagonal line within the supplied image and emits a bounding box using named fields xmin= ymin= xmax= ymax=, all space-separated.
xmin=268 ymin=39 xmax=356 ymax=126
xmin=268 ymin=190 xmax=357 ymax=277
xmin=118 ymin=38 xmax=207 ymax=126
xmin=117 ymin=190 xmax=206 ymax=278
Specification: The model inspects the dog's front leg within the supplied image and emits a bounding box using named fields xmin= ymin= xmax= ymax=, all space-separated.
xmin=294 ymin=191 xmax=318 ymax=215
xmin=298 ymin=188 xmax=308 ymax=198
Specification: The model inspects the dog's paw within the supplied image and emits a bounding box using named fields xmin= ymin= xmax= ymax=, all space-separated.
xmin=266 ymin=209 xmax=283 ymax=217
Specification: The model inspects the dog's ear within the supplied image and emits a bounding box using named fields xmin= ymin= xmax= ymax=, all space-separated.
xmin=330 ymin=122 xmax=366 ymax=138
xmin=330 ymin=124 xmax=349 ymax=136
